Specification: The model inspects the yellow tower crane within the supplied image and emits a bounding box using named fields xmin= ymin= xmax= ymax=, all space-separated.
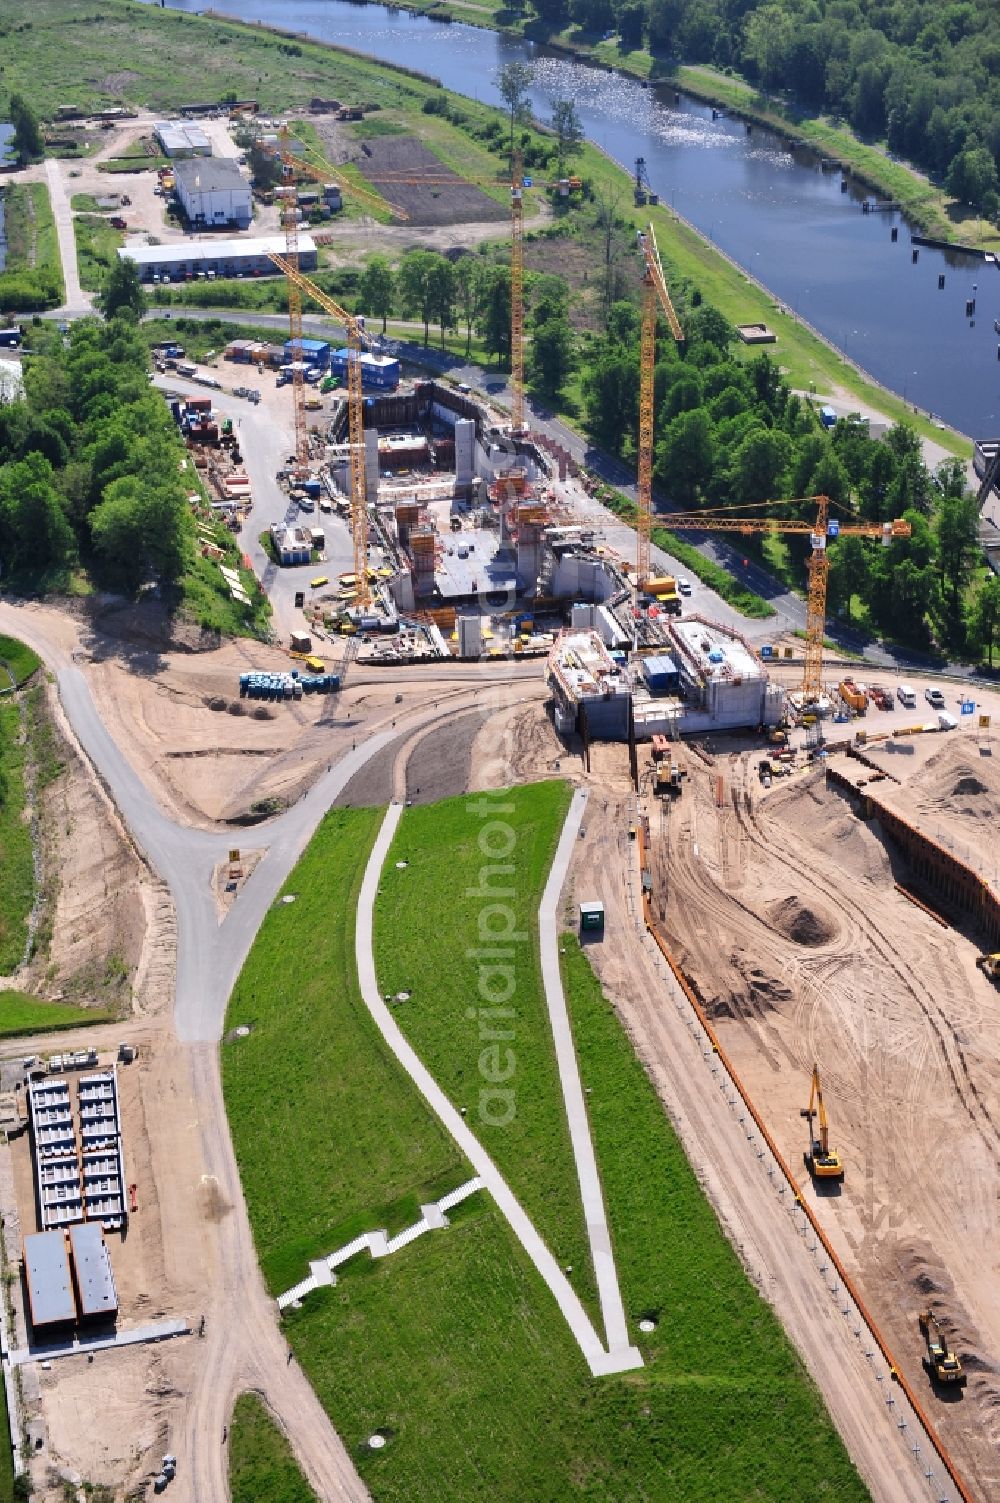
xmin=266 ymin=253 xmax=373 ymax=611
xmin=646 ymin=497 xmax=911 ymax=700
xmin=636 ymin=224 xmax=685 ymax=590
xmin=260 ymin=126 xmax=407 ymax=466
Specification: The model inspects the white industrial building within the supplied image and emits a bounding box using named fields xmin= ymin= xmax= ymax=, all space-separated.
xmin=174 ymin=157 xmax=252 ymax=229
xmin=118 ymin=233 xmax=316 ymax=283
xmin=154 ymin=120 xmax=212 ymax=157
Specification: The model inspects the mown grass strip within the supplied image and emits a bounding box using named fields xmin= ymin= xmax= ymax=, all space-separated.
xmin=0 ymin=703 xmax=33 ymax=976
xmin=372 ymin=781 xmax=604 ymax=1322
xmin=222 ymin=806 xmax=468 ymax=1295
xmin=229 ymin=1393 xmax=319 ymax=1503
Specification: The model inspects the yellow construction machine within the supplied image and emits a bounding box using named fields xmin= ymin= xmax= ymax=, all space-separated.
xmin=975 ymin=952 xmax=1000 ymax=985
xmin=919 ymin=1310 xmax=966 ymax=1387
xmin=800 ymin=1064 xmax=844 ymax=1181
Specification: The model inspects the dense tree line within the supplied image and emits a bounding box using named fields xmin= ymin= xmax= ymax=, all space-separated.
xmin=529 ymin=0 xmax=1000 ymax=214
xmin=0 ymin=318 xmax=193 ymax=592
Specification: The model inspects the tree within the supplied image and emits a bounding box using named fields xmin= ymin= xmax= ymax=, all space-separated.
xmin=827 ymin=534 xmax=871 ymax=622
xmin=100 ymin=259 xmax=147 ymax=322
xmin=593 ymin=187 xmax=627 ymax=319
xmin=496 ymin=62 xmax=534 ymax=167
xmin=0 ymin=452 xmax=74 ymax=578
xmin=248 ymin=142 xmax=282 ymax=194
xmin=934 ymin=488 xmax=979 ymax=618
xmin=397 ymin=250 xmax=440 ymax=347
xmin=475 ymin=264 xmax=512 ymax=367
xmin=427 ymin=256 xmax=457 ymax=347
xmin=360 ymin=257 xmax=395 ymax=334
xmin=9 ymin=94 xmax=43 ymax=162
xmin=550 ymin=98 xmax=583 ymax=180
xmin=969 ymin=576 xmax=1000 ymax=667
xmin=530 ymin=316 xmax=574 ymax=397
xmin=947 ymin=142 xmax=1000 ymax=212
xmin=656 ymin=408 xmax=713 ymax=505
xmin=582 ymin=348 xmax=638 ymax=454
xmin=732 ymin=427 xmax=792 ymax=506
xmin=454 ymin=256 xmax=479 ymax=357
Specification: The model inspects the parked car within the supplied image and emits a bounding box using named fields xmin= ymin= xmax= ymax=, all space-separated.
xmin=925 ymin=686 xmax=945 ymax=708
xmin=677 ymin=578 xmax=692 ymax=596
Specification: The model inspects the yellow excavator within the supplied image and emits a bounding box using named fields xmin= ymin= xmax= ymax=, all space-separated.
xmin=975 ymin=953 xmax=1000 ymax=985
xmin=800 ymin=1064 xmax=844 ymax=1181
xmin=919 ymin=1310 xmax=966 ymax=1387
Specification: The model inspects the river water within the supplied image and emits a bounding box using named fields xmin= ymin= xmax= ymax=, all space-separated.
xmin=142 ymin=0 xmax=1000 ymax=437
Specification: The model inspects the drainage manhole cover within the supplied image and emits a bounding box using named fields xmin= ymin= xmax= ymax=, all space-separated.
xmin=638 ymin=1318 xmax=657 ymax=1333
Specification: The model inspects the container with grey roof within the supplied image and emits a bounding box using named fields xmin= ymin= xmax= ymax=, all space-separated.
xmin=69 ymin=1221 xmax=118 ymax=1322
xmin=23 ymin=1230 xmax=77 ymax=1329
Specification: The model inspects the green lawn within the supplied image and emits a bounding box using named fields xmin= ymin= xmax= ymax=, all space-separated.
xmin=222 ymin=806 xmax=468 ymax=1295
xmin=73 ymin=213 xmax=124 ymax=293
xmin=373 ymin=783 xmax=605 ymax=1320
xmin=0 ymin=636 xmax=41 ymax=688
xmin=0 ymin=703 xmax=34 ymax=975
xmin=226 ymin=781 xmax=868 ymax=1500
xmin=229 ymin=1393 xmax=318 ymax=1503
xmin=0 ymin=990 xmax=111 ymax=1036
xmin=0 ymin=181 xmax=64 ymax=312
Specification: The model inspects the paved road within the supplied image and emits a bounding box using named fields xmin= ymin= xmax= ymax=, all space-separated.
xmin=42 ymin=157 xmax=90 ymax=318
xmin=354 ymin=802 xmax=641 ymax=1377
xmin=537 ymin=787 xmax=639 ymax=1366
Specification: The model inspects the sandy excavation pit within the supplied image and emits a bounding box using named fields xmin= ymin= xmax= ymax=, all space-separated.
xmin=649 ymin=740 xmax=1000 ymax=1498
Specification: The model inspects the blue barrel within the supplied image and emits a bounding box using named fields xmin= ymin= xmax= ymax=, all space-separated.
xmin=302 ymin=677 xmax=315 ymax=694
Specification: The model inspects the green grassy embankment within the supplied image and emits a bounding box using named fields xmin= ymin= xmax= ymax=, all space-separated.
xmin=222 ymin=806 xmax=468 ymax=1296
xmin=73 ymin=213 xmax=124 ymax=293
xmin=0 ymin=181 xmax=64 ymax=312
xmin=0 ymin=637 xmax=41 ymax=689
xmin=228 ymin=1393 xmax=319 ymax=1503
xmin=0 ymin=990 xmax=110 ymax=1036
xmin=373 ymin=781 xmax=603 ymax=1322
xmin=225 ymin=785 xmax=870 ymax=1503
xmin=0 ymin=701 xmax=34 ymax=975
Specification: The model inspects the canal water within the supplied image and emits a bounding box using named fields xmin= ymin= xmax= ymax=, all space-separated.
xmin=142 ymin=0 xmax=999 ymax=436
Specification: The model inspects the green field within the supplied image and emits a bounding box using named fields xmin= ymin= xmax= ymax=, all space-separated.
xmin=0 ymin=181 xmax=64 ymax=312
xmin=225 ymin=786 xmax=869 ymax=1502
xmin=0 ymin=703 xmax=34 ymax=976
xmin=229 ymin=1393 xmax=318 ymax=1503
xmin=0 ymin=990 xmax=110 ymax=1036
xmin=374 ymin=782 xmax=605 ymax=1321
xmin=73 ymin=213 xmax=124 ymax=293
xmin=222 ymin=806 xmax=467 ymax=1295
xmin=0 ymin=637 xmax=41 ymax=689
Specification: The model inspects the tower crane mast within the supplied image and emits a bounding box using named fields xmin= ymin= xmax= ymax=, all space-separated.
xmin=266 ymin=252 xmax=372 ymax=610
xmin=649 ymin=498 xmax=911 ymax=699
xmin=636 ymin=225 xmax=685 ymax=588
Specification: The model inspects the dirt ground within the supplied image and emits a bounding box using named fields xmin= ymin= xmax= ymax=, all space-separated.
xmin=313 ymin=123 xmax=507 ymax=228
xmin=637 ymin=733 xmax=1000 ymax=1499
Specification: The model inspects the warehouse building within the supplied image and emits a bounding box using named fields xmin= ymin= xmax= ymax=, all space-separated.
xmin=154 ymin=120 xmax=212 ymax=158
xmin=174 ymin=157 xmax=252 ymax=230
xmin=69 ymin=1222 xmax=118 ymax=1323
xmin=118 ymin=233 xmax=317 ymax=284
xmin=23 ymin=1230 xmax=77 ymax=1332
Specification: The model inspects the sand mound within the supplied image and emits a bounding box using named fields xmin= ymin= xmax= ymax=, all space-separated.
xmin=953 ymin=774 xmax=988 ymax=798
xmin=767 ymin=895 xmax=837 ymax=947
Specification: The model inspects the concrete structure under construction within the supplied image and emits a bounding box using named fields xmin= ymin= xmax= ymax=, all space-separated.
xmin=69 ymin=1222 xmax=118 ymax=1323
xmin=28 ymin=1069 xmax=128 ymax=1235
xmin=546 ymin=631 xmax=632 ymax=740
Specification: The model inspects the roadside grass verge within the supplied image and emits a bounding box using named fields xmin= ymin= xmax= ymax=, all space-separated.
xmin=0 ymin=636 xmax=41 ymax=688
xmin=373 ymin=782 xmax=604 ymax=1322
xmin=0 ymin=1373 xmax=11 ymax=1501
xmin=73 ymin=213 xmax=124 ymax=293
xmin=238 ymin=787 xmax=867 ymax=1501
xmin=0 ymin=703 xmax=34 ymax=976
xmin=0 ymin=182 xmax=64 ymax=313
xmin=0 ymin=990 xmax=112 ymax=1036
xmin=228 ymin=1393 xmax=318 ymax=1503
xmin=222 ymin=806 xmax=468 ymax=1296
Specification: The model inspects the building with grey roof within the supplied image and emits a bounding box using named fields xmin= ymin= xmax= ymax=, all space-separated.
xmin=174 ymin=157 xmax=252 ymax=230
xmin=69 ymin=1222 xmax=118 ymax=1322
xmin=154 ymin=120 xmax=212 ymax=158
xmin=23 ymin=1231 xmax=77 ymax=1330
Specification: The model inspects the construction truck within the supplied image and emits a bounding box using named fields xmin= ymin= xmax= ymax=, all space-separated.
xmin=919 ymin=1311 xmax=966 ymax=1386
xmin=800 ymin=1063 xmax=844 ymax=1181
xmin=975 ymin=953 xmax=1000 ymax=985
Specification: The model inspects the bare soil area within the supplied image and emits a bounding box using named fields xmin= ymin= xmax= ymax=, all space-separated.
xmin=644 ymin=741 xmax=1000 ymax=1499
xmin=314 ymin=123 xmax=507 ymax=227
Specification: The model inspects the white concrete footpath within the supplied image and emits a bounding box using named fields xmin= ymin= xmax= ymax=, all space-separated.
xmin=355 ymin=803 xmax=642 ymax=1377
xmin=43 ymin=158 xmax=88 ymax=316
xmin=539 ymin=788 xmax=641 ymax=1368
xmin=276 ymin=1177 xmax=485 ymax=1310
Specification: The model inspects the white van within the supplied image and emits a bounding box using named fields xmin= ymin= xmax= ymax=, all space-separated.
xmin=897 ymin=683 xmax=917 ymax=708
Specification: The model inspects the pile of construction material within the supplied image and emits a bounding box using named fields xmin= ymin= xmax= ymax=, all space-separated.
xmin=239 ymin=670 xmax=340 ymax=701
